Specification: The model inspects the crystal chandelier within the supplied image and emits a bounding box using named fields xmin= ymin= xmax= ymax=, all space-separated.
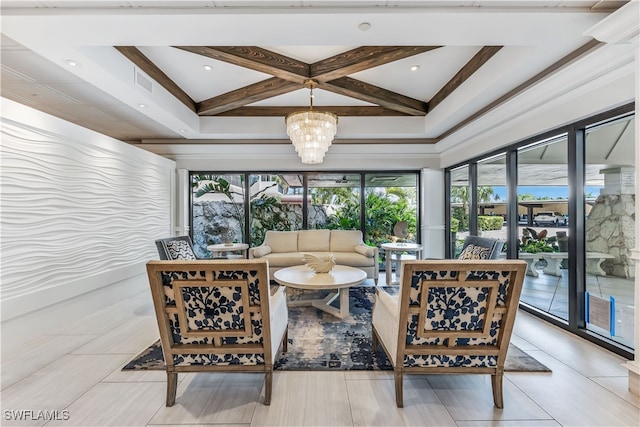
xmin=285 ymin=80 xmax=338 ymax=164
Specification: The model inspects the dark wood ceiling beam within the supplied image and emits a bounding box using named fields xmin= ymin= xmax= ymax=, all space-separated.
xmin=175 ymin=46 xmax=310 ymax=83
xmin=214 ymin=106 xmax=408 ymax=117
xmin=322 ymin=77 xmax=428 ymax=116
xmin=197 ymin=77 xmax=300 ymax=116
xmin=115 ymin=46 xmax=196 ymax=113
xmin=311 ymin=46 xmax=441 ymax=81
xmin=427 ymin=46 xmax=502 ymax=112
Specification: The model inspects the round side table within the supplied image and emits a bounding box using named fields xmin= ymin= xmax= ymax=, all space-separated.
xmin=380 ymin=242 xmax=423 ymax=285
xmin=206 ymin=243 xmax=249 ymax=259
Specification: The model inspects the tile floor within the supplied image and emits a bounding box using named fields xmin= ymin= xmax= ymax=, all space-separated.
xmin=519 ymin=267 xmax=635 ymax=347
xmin=1 ymin=281 xmax=639 ymax=427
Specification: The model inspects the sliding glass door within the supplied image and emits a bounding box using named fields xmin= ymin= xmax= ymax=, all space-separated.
xmin=444 ymin=105 xmax=635 ymax=358
xmin=584 ymin=116 xmax=635 ymax=348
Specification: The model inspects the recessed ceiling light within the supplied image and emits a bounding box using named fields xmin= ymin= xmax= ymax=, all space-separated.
xmin=203 ymin=65 xmax=213 ymax=71
xmin=410 ymin=65 xmax=420 ymax=72
xmin=138 ymin=103 xmax=147 ymax=108
xmin=179 ymin=129 xmax=186 ymax=133
xmin=65 ymin=59 xmax=79 ymax=67
xmin=358 ymin=22 xmax=371 ymax=31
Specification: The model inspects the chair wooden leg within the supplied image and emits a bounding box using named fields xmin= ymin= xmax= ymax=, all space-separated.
xmin=264 ymin=369 xmax=273 ymax=406
xmin=491 ymin=372 xmax=504 ymax=409
xmin=394 ymin=368 xmax=404 ymax=408
xmin=166 ymin=370 xmax=178 ymax=407
xmin=372 ymin=327 xmax=378 ymax=353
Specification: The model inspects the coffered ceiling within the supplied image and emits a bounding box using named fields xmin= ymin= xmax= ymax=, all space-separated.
xmin=0 ymin=1 xmax=631 ymax=152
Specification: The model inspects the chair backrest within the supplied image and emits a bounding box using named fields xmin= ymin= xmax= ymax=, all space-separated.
xmin=458 ymin=235 xmax=504 ymax=260
xmin=155 ymin=235 xmax=197 ymax=260
xmin=146 ymin=259 xmax=275 ymax=368
xmin=395 ymin=260 xmax=526 ymax=370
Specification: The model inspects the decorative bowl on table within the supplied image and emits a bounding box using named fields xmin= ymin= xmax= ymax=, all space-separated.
xmin=302 ymin=253 xmax=336 ymax=273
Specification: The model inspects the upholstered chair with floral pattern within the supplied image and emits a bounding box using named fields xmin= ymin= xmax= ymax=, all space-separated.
xmin=458 ymin=235 xmax=504 ymax=260
xmin=155 ymin=235 xmax=199 ymax=260
xmin=372 ymin=260 xmax=526 ymax=408
xmin=146 ymin=259 xmax=288 ymax=406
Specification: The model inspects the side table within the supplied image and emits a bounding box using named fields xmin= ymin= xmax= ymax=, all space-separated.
xmin=381 ymin=242 xmax=423 ymax=285
xmin=206 ymin=243 xmax=249 ymax=259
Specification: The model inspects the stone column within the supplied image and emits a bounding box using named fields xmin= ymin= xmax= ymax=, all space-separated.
xmin=587 ymin=0 xmax=639 ymax=396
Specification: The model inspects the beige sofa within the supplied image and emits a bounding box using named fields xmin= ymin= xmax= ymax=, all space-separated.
xmin=249 ymin=229 xmax=379 ymax=284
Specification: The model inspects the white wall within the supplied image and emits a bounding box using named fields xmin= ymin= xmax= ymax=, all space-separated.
xmin=0 ymin=98 xmax=176 ymax=347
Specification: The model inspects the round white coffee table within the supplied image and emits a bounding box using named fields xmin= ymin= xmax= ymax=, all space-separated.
xmin=273 ymin=265 xmax=366 ymax=319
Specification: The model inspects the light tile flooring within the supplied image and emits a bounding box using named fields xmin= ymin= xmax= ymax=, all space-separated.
xmin=520 ymin=267 xmax=635 ymax=347
xmin=1 ymin=283 xmax=639 ymax=427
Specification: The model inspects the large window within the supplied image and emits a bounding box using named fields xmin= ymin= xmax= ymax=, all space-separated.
xmin=449 ymin=165 xmax=469 ymax=257
xmin=308 ymin=173 xmax=361 ymax=230
xmin=190 ymin=171 xmax=420 ymax=261
xmin=517 ymin=135 xmax=569 ymax=320
xmin=191 ymin=173 xmax=245 ymax=257
xmin=248 ymin=174 xmax=303 ymax=246
xmin=584 ymin=116 xmax=635 ymax=348
xmin=477 ymin=154 xmax=507 ymax=243
xmin=364 ymin=173 xmax=418 ymax=247
xmin=444 ymin=105 xmax=635 ymax=358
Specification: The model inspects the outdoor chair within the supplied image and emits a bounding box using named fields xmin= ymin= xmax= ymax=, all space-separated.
xmin=146 ymin=259 xmax=289 ymax=406
xmin=458 ymin=235 xmax=504 ymax=260
xmin=155 ymin=235 xmax=199 ymax=260
xmin=372 ymin=259 xmax=526 ymax=408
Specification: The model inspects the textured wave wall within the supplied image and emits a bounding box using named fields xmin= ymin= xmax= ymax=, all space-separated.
xmin=1 ymin=108 xmax=175 ymax=320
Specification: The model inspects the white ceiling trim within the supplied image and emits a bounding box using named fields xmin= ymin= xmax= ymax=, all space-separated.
xmin=436 ymin=42 xmax=635 ymax=160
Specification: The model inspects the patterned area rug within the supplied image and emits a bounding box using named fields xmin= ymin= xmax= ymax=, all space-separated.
xmin=122 ymin=286 xmax=550 ymax=372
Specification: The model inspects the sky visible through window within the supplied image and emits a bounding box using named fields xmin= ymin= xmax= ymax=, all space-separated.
xmin=490 ymin=185 xmax=602 ymax=200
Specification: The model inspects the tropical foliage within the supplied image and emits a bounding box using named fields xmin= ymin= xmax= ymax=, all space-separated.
xmin=519 ymin=227 xmax=558 ymax=253
xmin=325 ymin=189 xmax=417 ymax=248
xmin=191 ymin=176 xmax=418 ymax=257
xmin=450 ymin=186 xmax=499 ymax=232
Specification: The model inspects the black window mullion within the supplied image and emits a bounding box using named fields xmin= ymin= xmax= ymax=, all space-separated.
xmin=469 ymin=163 xmax=478 ymax=235
xmin=568 ymin=127 xmax=586 ymax=329
xmin=360 ymin=173 xmax=366 ymax=237
xmin=243 ymin=173 xmax=251 ymax=245
xmin=506 ymin=150 xmax=519 ymax=259
xmin=302 ymin=173 xmax=308 ymax=229
xmin=444 ymin=171 xmax=453 ymax=258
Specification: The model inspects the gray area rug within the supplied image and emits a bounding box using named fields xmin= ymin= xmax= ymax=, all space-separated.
xmin=123 ymin=286 xmax=550 ymax=372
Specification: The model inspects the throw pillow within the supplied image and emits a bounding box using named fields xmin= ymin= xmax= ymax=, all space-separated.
xmin=354 ymin=244 xmax=375 ymax=258
xmin=458 ymin=244 xmax=491 ymax=260
xmin=253 ymin=245 xmax=272 ymax=258
xmin=166 ymin=240 xmax=196 ymax=260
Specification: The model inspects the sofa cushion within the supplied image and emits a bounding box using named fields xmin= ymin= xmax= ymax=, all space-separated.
xmin=322 ymin=252 xmax=374 ymax=267
xmin=263 ymin=231 xmax=299 ymax=253
xmin=330 ymin=230 xmax=363 ymax=252
xmin=298 ymin=229 xmax=331 ymax=252
xmin=354 ymin=244 xmax=375 ymax=258
xmin=253 ymin=245 xmax=272 ymax=258
xmin=259 ymin=252 xmax=306 ymax=267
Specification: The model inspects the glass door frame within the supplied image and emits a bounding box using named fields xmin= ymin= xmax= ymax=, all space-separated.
xmin=444 ymin=102 xmax=635 ymax=359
